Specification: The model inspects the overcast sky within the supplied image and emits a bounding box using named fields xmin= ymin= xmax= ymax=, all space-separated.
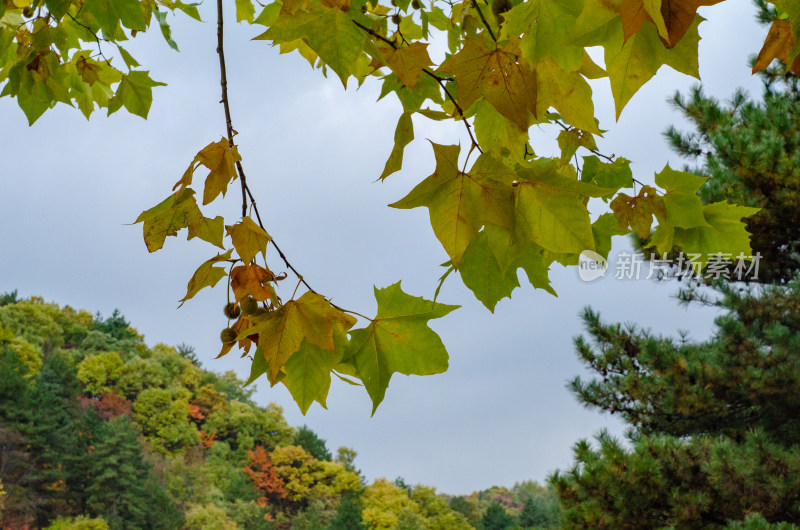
xmin=0 ymin=0 xmax=767 ymax=494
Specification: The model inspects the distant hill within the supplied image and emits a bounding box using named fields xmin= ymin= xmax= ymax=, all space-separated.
xmin=0 ymin=293 xmax=559 ymax=529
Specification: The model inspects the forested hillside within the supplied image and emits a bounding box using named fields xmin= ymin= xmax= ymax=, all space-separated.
xmin=0 ymin=293 xmax=558 ymax=529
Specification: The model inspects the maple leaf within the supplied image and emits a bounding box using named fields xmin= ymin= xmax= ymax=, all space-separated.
xmin=610 ymin=185 xmax=665 ymax=239
xmin=654 ymin=164 xmax=709 ymax=229
xmin=135 ymin=189 xmax=224 ymax=252
xmin=753 ymin=19 xmax=800 ymax=76
xmin=618 ymin=0 xmax=723 ymax=48
xmin=671 ymin=201 xmax=760 ymax=263
xmin=514 ymin=160 xmax=616 ymax=254
xmin=380 ymin=111 xmax=414 ymax=180
xmin=501 ymin=0 xmax=585 ymax=72
xmin=173 ymin=138 xmax=242 ymax=206
xmin=390 ymin=144 xmax=515 ymax=267
xmin=230 ymin=264 xmax=276 ymax=302
xmin=459 ymin=230 xmax=520 ymax=311
xmin=241 ymin=292 xmax=356 ymax=385
xmin=179 ymin=249 xmax=234 ymax=307
xmin=652 ymin=202 xmax=760 ymax=263
xmin=437 ymin=37 xmax=537 ymax=130
xmin=282 ymin=340 xmax=338 ymax=414
xmin=226 ymin=217 xmax=272 ymax=264
xmin=379 ymin=42 xmax=434 ymax=88
xmin=258 ymin=0 xmax=367 ymax=86
xmin=344 ymin=283 xmax=459 ymax=414
xmin=536 ymin=57 xmax=600 ymax=133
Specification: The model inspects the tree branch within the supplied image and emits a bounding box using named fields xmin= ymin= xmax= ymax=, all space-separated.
xmin=352 ymin=19 xmax=482 ymax=154
xmin=471 ymin=0 xmax=497 ymax=42
xmin=215 ymin=0 xmax=368 ymax=318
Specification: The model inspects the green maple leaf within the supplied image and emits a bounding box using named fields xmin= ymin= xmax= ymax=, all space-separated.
xmin=83 ymin=0 xmax=147 ymax=36
xmin=671 ymin=201 xmax=760 ymax=263
xmin=258 ymin=2 xmax=367 ymax=86
xmin=581 ymin=156 xmax=633 ymax=191
xmin=459 ymin=231 xmax=520 ymax=311
xmin=108 ymin=71 xmax=165 ymax=119
xmin=501 ymin=0 xmax=584 ymax=72
xmin=654 ymin=164 xmax=709 ymax=229
xmin=344 ymin=282 xmax=459 ymax=414
xmin=178 ymin=249 xmax=234 ymax=307
xmin=282 ymin=339 xmax=337 ymax=414
xmin=380 ymin=111 xmax=414 ymax=180
xmin=391 ymin=145 xmax=516 ymax=267
xmin=135 ymin=189 xmax=224 ymax=252
xmin=514 ymin=160 xmax=616 ymax=254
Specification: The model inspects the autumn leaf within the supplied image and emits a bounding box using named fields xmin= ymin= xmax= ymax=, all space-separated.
xmin=390 ymin=144 xmax=515 ymax=267
xmin=240 ymin=292 xmax=356 ymax=384
xmin=258 ymin=0 xmax=367 ymax=86
xmin=753 ymin=19 xmax=800 ymax=76
xmin=173 ymin=138 xmax=242 ymax=206
xmin=344 ymin=283 xmax=459 ymax=414
xmin=230 ymin=264 xmax=276 ymax=302
xmin=610 ymin=185 xmax=665 ymax=239
xmin=437 ymin=37 xmax=537 ymax=130
xmin=179 ymin=249 xmax=234 ymax=307
xmin=135 ymin=189 xmax=224 ymax=252
xmin=618 ymin=0 xmax=723 ymax=48
xmin=227 ymin=217 xmax=272 ymax=264
xmin=379 ymin=42 xmax=434 ymax=88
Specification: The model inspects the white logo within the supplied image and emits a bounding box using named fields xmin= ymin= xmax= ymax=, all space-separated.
xmin=578 ymin=250 xmax=607 ymax=282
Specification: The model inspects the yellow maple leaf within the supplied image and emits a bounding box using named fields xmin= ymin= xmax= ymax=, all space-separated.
xmin=226 ymin=217 xmax=272 ymax=264
xmin=173 ymin=138 xmax=241 ymax=206
xmin=379 ymin=42 xmax=434 ymax=88
xmin=437 ymin=37 xmax=537 ymax=130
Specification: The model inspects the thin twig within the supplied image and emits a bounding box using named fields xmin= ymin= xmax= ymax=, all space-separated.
xmin=216 ymin=0 xmax=251 ymax=218
xmin=352 ymin=19 xmax=482 ymax=153
xmin=554 ymin=119 xmax=615 ymax=163
xmin=215 ymin=0 xmax=351 ymax=309
xmin=67 ymin=12 xmax=110 ymax=63
xmin=471 ymin=0 xmax=496 ymax=42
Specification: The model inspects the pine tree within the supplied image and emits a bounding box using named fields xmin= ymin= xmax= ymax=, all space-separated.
xmin=481 ymin=502 xmax=514 ymax=530
xmin=326 ymin=490 xmax=366 ymax=530
xmin=552 ymin=5 xmax=800 ymax=526
xmin=85 ymin=416 xmax=183 ymax=529
xmin=293 ymin=425 xmax=332 ymax=461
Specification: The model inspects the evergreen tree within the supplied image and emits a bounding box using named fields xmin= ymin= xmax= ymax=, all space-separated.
xmin=552 ymin=5 xmax=800 ymax=527
xmin=85 ymin=416 xmax=183 ymax=529
xmin=325 ymin=490 xmax=366 ymax=530
xmin=24 ymin=353 xmax=86 ymax=524
xmin=481 ymin=502 xmax=514 ymax=530
xmin=293 ymin=425 xmax=332 ymax=461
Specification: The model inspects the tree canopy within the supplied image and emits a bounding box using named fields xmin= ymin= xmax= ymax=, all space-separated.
xmin=0 ymin=0 xmax=785 ymax=412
